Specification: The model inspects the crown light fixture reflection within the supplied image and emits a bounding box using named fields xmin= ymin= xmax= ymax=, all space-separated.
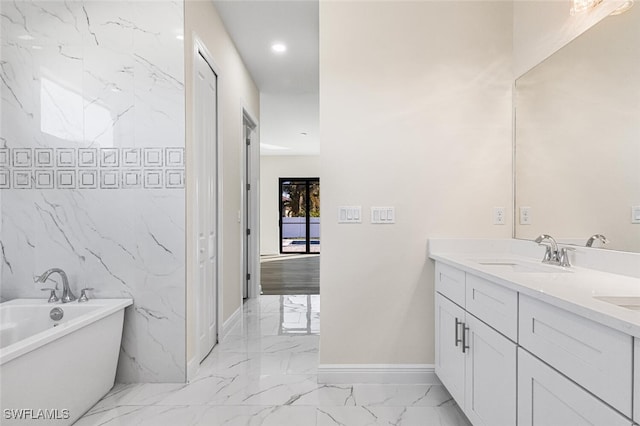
xmin=610 ymin=0 xmax=634 ymax=15
xmin=571 ymin=0 xmax=603 ymax=15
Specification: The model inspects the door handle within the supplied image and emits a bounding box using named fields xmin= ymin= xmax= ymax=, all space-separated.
xmin=455 ymin=318 xmax=462 ymax=347
xmin=462 ymin=323 xmax=470 ymax=353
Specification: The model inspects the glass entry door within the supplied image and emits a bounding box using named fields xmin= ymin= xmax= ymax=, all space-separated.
xmin=280 ymin=178 xmax=320 ymax=254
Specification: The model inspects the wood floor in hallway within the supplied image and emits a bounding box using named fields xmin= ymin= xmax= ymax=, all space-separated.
xmin=260 ymin=255 xmax=319 ymax=295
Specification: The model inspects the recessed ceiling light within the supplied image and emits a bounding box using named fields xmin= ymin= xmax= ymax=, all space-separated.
xmin=176 ymin=35 xmax=184 ymax=41
xmin=271 ymin=43 xmax=287 ymax=54
xmin=18 ymin=35 xmax=34 ymax=41
xmin=31 ymin=45 xmax=42 ymax=50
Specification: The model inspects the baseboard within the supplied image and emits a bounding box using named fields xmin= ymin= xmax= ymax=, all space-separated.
xmin=220 ymin=305 xmax=242 ymax=340
xmin=317 ymin=364 xmax=440 ymax=385
xmin=186 ymin=356 xmax=199 ymax=383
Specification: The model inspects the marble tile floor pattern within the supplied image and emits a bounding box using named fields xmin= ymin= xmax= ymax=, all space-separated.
xmin=77 ymin=295 xmax=470 ymax=426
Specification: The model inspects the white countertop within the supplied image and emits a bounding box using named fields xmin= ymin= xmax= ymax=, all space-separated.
xmin=428 ymin=239 xmax=640 ymax=338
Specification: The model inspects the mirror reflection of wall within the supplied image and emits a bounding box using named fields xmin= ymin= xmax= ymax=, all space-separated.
xmin=515 ymin=6 xmax=640 ymax=253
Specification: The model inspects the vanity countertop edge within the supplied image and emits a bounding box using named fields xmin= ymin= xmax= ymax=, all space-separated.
xmin=428 ymin=242 xmax=640 ymax=339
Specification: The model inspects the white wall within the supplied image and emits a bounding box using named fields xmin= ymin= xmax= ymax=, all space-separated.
xmin=185 ymin=0 xmax=260 ymax=364
xmin=260 ymin=155 xmax=321 ymax=254
xmin=319 ymin=1 xmax=513 ymax=366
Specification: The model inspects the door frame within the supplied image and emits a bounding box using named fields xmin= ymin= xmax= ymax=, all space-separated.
xmin=188 ymin=34 xmax=223 ymax=382
xmin=241 ymin=106 xmax=260 ymax=299
xmin=279 ymin=177 xmax=320 ymax=254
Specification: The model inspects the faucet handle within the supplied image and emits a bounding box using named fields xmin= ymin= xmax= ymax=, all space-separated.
xmin=558 ymin=247 xmax=576 ymax=268
xmin=78 ymin=288 xmax=94 ymax=303
xmin=41 ymin=288 xmax=59 ymax=303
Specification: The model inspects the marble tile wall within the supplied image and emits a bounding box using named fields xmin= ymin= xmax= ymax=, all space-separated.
xmin=0 ymin=1 xmax=186 ymax=383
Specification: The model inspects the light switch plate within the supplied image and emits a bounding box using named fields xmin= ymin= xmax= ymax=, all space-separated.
xmin=520 ymin=206 xmax=532 ymax=225
xmin=371 ymin=207 xmax=395 ymax=224
xmin=338 ymin=206 xmax=362 ymax=223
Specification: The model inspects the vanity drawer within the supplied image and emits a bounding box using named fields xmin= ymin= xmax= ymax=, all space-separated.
xmin=465 ymin=274 xmax=518 ymax=341
xmin=435 ymin=262 xmax=465 ymax=307
xmin=519 ymin=295 xmax=633 ymax=417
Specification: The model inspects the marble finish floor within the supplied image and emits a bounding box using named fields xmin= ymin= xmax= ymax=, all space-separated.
xmin=77 ymin=295 xmax=470 ymax=425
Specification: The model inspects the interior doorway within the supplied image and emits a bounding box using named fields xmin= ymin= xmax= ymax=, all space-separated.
xmin=279 ymin=178 xmax=320 ymax=254
xmin=194 ymin=48 xmax=219 ymax=363
xmin=243 ymin=113 xmax=258 ymax=300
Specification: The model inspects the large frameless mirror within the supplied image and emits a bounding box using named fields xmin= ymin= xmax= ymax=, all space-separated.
xmin=514 ymin=6 xmax=640 ymax=252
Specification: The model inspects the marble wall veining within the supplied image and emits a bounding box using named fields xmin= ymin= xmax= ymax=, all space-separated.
xmin=0 ymin=1 xmax=186 ymax=383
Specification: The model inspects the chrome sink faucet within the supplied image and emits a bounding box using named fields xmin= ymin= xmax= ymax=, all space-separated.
xmin=35 ymin=268 xmax=76 ymax=303
xmin=586 ymin=234 xmax=608 ymax=247
xmin=534 ymin=234 xmax=560 ymax=265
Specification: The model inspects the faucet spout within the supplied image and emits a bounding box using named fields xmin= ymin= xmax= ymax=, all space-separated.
xmin=586 ymin=234 xmax=608 ymax=247
xmin=534 ymin=234 xmax=560 ymax=264
xmin=36 ymin=268 xmax=76 ymax=303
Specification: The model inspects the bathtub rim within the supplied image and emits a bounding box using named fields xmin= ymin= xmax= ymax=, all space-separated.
xmin=0 ymin=298 xmax=133 ymax=365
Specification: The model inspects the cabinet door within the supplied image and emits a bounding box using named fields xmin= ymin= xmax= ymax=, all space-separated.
xmin=518 ymin=348 xmax=632 ymax=426
xmin=435 ymin=293 xmax=466 ymax=405
xmin=464 ymin=314 xmax=516 ymax=426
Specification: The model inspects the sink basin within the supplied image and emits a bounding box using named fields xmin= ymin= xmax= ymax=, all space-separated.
xmin=594 ymin=296 xmax=640 ymax=311
xmin=475 ymin=260 xmax=571 ymax=274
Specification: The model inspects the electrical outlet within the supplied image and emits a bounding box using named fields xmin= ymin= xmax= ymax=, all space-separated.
xmin=493 ymin=207 xmax=505 ymax=225
xmin=520 ymin=206 xmax=532 ymax=225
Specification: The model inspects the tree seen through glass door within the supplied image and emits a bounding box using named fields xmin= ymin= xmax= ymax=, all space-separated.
xmin=280 ymin=178 xmax=320 ymax=253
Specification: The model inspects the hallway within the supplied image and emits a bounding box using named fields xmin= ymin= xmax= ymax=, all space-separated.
xmin=77 ymin=296 xmax=470 ymax=425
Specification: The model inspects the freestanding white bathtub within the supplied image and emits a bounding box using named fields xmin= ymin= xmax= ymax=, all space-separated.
xmin=0 ymin=298 xmax=132 ymax=425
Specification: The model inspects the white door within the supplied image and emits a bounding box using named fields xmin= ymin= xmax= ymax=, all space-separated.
xmin=196 ymin=51 xmax=218 ymax=362
xmin=435 ymin=293 xmax=466 ymax=405
xmin=464 ymin=314 xmax=516 ymax=426
xmin=517 ymin=348 xmax=631 ymax=426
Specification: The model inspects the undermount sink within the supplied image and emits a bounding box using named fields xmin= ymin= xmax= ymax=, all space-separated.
xmin=475 ymin=260 xmax=572 ymax=274
xmin=594 ymin=296 xmax=640 ymax=311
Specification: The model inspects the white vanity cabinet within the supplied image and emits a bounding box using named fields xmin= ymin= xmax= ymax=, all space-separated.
xmin=433 ymin=258 xmax=638 ymax=426
xmin=518 ymin=348 xmax=632 ymax=426
xmin=435 ymin=283 xmax=517 ymax=425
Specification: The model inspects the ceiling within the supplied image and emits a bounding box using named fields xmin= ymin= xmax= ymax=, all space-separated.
xmin=213 ymin=0 xmax=320 ymax=156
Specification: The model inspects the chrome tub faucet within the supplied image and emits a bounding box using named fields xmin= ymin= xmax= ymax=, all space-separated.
xmin=35 ymin=268 xmax=76 ymax=303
